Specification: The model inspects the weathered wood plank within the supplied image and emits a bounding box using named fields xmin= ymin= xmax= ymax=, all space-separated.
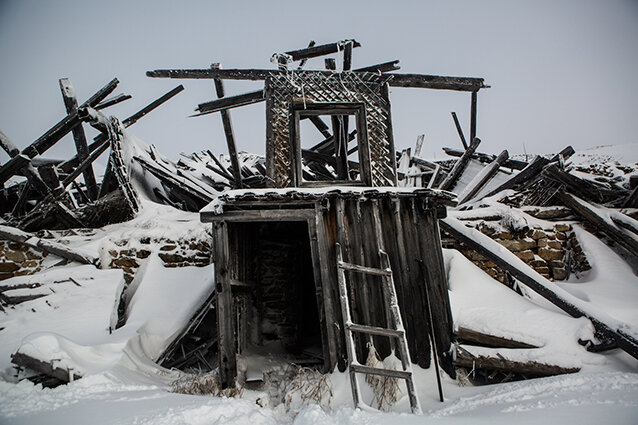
xmin=122 ymin=85 xmax=184 ymax=127
xmin=457 ymin=149 xmax=509 ymax=204
xmin=555 ymin=191 xmax=638 ymax=258
xmin=285 ymin=39 xmax=361 ymax=61
xmin=456 ymin=326 xmax=539 ymax=349
xmin=438 ymin=137 xmax=482 ymax=191
xmin=451 ymin=112 xmax=468 ymax=150
xmin=59 ymin=78 xmax=98 ymax=200
xmin=442 ymin=147 xmax=528 ymax=171
xmin=194 ymin=89 xmax=264 ymax=115
xmin=469 ymin=91 xmax=477 ymax=143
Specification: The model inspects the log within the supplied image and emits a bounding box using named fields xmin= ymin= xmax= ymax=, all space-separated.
xmin=442 ymin=147 xmax=528 ymax=170
xmin=457 ymin=149 xmax=509 ymax=204
xmin=59 ymin=78 xmax=98 ymax=200
xmin=195 ymin=89 xmax=264 ymax=115
xmin=440 ymin=217 xmax=638 ymax=361
xmin=454 ymin=346 xmax=579 ymax=377
xmin=0 ymin=224 xmax=98 ymax=265
xmin=0 ymin=128 xmax=20 ymax=157
xmin=555 ymin=191 xmax=638 ymax=258
xmin=211 ymin=65 xmax=242 ymax=189
xmin=296 ymin=40 xmax=316 ymax=69
xmin=438 ymin=137 xmax=481 ymax=191
xmin=456 ymin=326 xmax=539 ymax=349
xmin=146 ymin=68 xmax=487 ymax=91
xmin=451 ymin=112 xmax=468 ymax=150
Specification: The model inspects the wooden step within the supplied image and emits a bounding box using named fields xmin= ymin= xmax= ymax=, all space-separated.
xmin=337 ymin=261 xmax=391 ymax=276
xmin=351 ymin=363 xmax=412 ymax=379
xmin=347 ymin=323 xmax=404 ymax=338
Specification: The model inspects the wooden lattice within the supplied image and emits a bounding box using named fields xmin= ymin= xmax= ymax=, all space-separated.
xmin=265 ymin=70 xmax=397 ymax=188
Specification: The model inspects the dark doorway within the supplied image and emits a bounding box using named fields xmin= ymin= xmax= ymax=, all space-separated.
xmin=230 ymin=220 xmax=322 ymax=364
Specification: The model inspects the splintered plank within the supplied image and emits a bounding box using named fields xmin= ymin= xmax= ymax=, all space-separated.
xmin=440 ymin=217 xmax=638 ymax=361
xmin=456 ymin=327 xmax=539 ymax=349
xmin=11 ymin=352 xmax=82 ymax=384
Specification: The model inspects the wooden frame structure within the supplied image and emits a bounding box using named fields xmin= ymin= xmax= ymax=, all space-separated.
xmin=201 ymin=187 xmax=456 ymax=387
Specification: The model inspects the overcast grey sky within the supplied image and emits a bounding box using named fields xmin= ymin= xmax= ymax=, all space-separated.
xmin=1 ymin=0 xmax=637 ymax=164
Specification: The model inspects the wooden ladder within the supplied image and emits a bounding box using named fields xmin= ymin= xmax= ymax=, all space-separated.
xmin=336 ymin=242 xmax=421 ymax=414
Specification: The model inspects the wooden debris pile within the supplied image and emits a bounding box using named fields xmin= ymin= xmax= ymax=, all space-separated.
xmin=0 ymin=78 xmax=188 ymax=231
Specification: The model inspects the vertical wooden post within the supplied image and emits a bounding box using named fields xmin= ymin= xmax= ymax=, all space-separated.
xmin=343 ymin=41 xmax=353 ymax=71
xmin=59 ymin=78 xmax=99 ymax=200
xmin=213 ymin=221 xmax=237 ymax=387
xmin=470 ymin=91 xmax=478 ymax=143
xmin=211 ymin=64 xmax=243 ymax=189
xmin=451 ymin=112 xmax=468 ymax=150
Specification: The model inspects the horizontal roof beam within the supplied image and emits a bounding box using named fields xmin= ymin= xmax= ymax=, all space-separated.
xmin=284 ymin=39 xmax=361 ymax=61
xmin=146 ymin=68 xmax=486 ymax=92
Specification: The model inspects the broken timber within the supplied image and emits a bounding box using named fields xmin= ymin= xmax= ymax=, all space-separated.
xmin=440 ymin=217 xmax=638 ymax=361
xmin=457 ymin=149 xmax=509 ymax=204
xmin=438 ymin=137 xmax=482 ymax=191
xmin=0 ymin=224 xmax=98 ymax=265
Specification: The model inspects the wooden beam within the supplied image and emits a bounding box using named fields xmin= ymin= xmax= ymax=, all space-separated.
xmin=195 ymin=89 xmax=264 ymax=115
xmin=543 ymin=163 xmax=617 ymax=204
xmin=0 ymin=128 xmax=20 ymax=157
xmin=354 ymin=60 xmax=400 ymax=73
xmin=555 ymin=191 xmax=638 ymax=258
xmin=455 ymin=346 xmax=578 ymax=377
xmin=439 ymin=137 xmax=481 ymax=191
xmin=284 ymin=39 xmax=361 ymax=61
xmin=59 ymin=78 xmax=98 ymax=200
xmin=296 ymin=40 xmax=316 ymax=69
xmin=451 ymin=112 xmax=468 ymax=150
xmin=441 ymin=217 xmax=638 ymax=361
xmin=0 ymin=224 xmax=98 ymax=265
xmin=456 ymin=326 xmax=539 ymax=349
xmin=342 ymin=40 xmax=353 ymax=71
xmin=442 ymin=147 xmax=528 ymax=170
xmin=211 ymin=65 xmax=242 ymax=189
xmin=122 ymin=85 xmax=184 ymax=127
xmin=11 ymin=352 xmax=82 ymax=384
xmin=469 ymin=91 xmax=477 ymax=142
xmin=146 ymin=68 xmax=487 ymax=92
xmin=95 ymin=93 xmax=132 ymax=110
xmin=457 ymin=150 xmax=509 ymax=204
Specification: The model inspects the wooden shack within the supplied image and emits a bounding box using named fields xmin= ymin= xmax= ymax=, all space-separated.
xmin=201 ymin=186 xmax=455 ymax=386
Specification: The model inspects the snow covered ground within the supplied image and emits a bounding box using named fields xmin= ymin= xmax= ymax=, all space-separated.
xmin=1 ymin=145 xmax=637 ymax=424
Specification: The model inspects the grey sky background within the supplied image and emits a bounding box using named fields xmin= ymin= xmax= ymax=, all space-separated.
xmin=1 ymin=0 xmax=637 ymax=165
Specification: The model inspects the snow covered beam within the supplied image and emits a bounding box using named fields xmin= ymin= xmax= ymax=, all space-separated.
xmin=441 ymin=217 xmax=638 ymax=361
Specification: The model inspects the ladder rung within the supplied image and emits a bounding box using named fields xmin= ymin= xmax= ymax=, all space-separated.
xmin=347 ymin=323 xmax=404 ymax=338
xmin=351 ymin=363 xmax=412 ymax=380
xmin=338 ymin=261 xmax=392 ymax=276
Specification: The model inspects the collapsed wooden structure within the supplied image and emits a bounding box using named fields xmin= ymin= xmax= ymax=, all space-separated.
xmin=0 ymin=79 xmax=186 ymax=231
xmin=145 ymin=39 xmax=492 ymax=393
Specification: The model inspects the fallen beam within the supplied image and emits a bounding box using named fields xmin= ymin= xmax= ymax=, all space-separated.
xmin=543 ymin=163 xmax=619 ymax=204
xmin=439 ymin=137 xmax=481 ymax=191
xmin=555 ymin=191 xmax=638 ymax=258
xmin=455 ymin=346 xmax=579 ymax=377
xmin=456 ymin=327 xmax=539 ymax=349
xmin=457 ymin=149 xmax=509 ymax=204
xmin=441 ymin=217 xmax=638 ymax=361
xmin=451 ymin=112 xmax=468 ymax=150
xmin=354 ymin=60 xmax=400 ymax=73
xmin=0 ymin=224 xmax=98 ymax=265
xmin=442 ymin=147 xmax=527 ymax=170
xmin=11 ymin=352 xmax=81 ymax=384
xmin=122 ymin=85 xmax=184 ymax=127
